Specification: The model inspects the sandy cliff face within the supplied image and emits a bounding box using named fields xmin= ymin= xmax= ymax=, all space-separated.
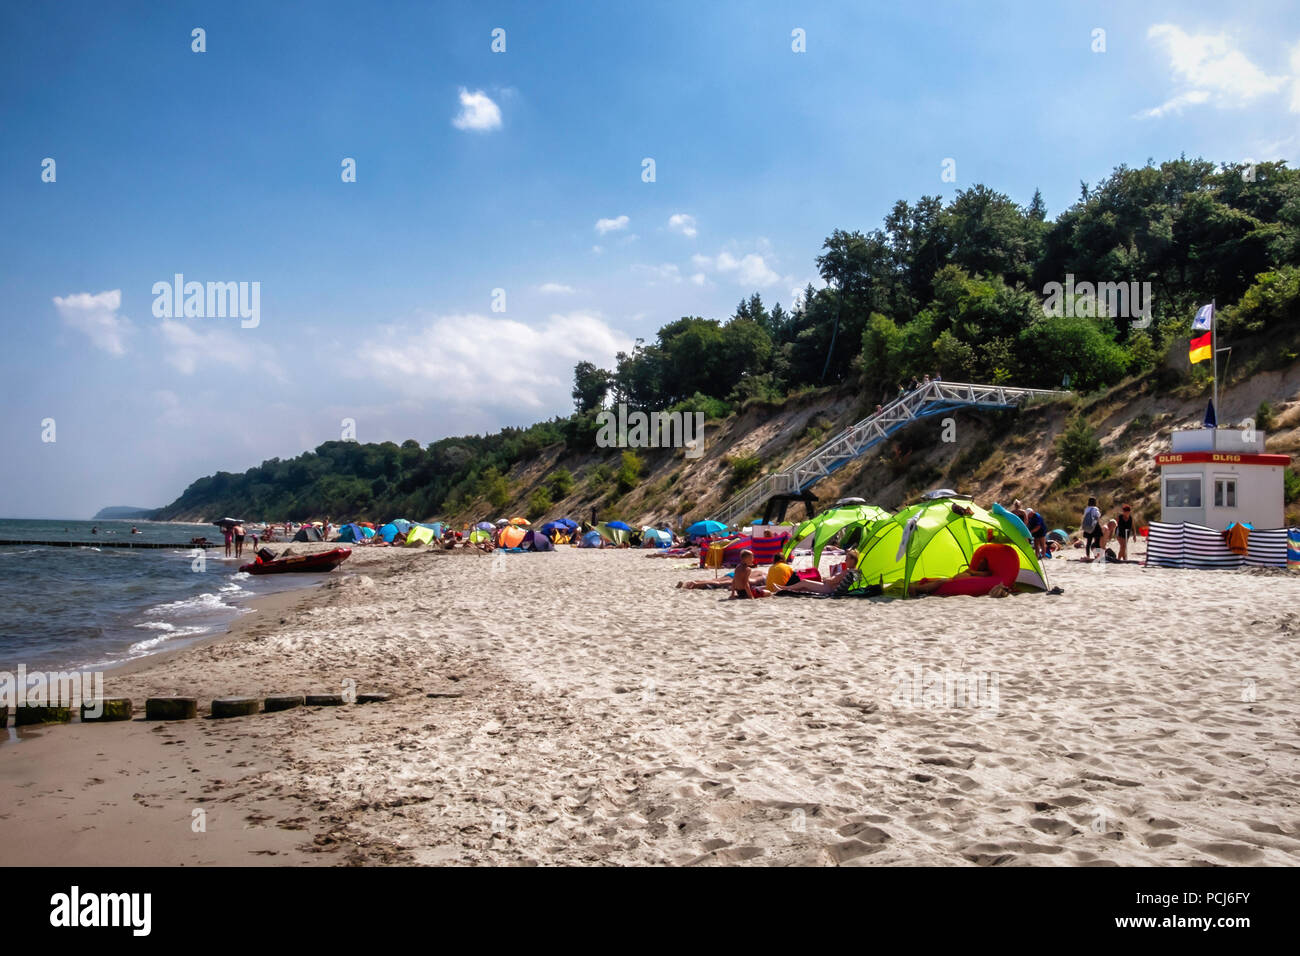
xmin=463 ymin=368 xmax=1300 ymax=531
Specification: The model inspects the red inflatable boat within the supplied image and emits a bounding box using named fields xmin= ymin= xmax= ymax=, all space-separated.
xmin=240 ymin=547 xmax=352 ymax=575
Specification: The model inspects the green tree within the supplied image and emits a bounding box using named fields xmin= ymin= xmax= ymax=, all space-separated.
xmin=1056 ymin=416 xmax=1101 ymax=483
xmin=526 ymin=487 xmax=553 ymax=521
xmin=860 ymin=313 xmax=905 ymax=392
xmin=616 ymin=450 xmax=643 ymax=496
xmin=572 ymin=361 xmax=613 ymax=412
xmin=547 ymin=467 xmax=574 ymax=499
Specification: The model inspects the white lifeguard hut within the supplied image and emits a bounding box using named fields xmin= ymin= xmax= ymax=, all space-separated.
xmin=1157 ymin=427 xmax=1291 ymax=529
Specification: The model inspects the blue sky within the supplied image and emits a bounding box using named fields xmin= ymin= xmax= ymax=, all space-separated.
xmin=1 ymin=1 xmax=1297 ymax=517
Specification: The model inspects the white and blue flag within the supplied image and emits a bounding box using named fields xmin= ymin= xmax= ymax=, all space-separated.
xmin=1192 ymin=303 xmax=1213 ymax=332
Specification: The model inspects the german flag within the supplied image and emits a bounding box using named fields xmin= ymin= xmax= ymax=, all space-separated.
xmin=1189 ymin=330 xmax=1212 ymax=364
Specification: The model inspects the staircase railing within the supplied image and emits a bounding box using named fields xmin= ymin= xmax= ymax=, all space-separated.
xmin=715 ymin=380 xmax=1066 ymax=526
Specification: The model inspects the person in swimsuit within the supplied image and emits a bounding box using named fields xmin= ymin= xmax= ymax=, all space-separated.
xmin=1115 ymin=504 xmax=1135 ymax=561
xmin=223 ymin=525 xmax=234 ymax=557
xmin=728 ymin=551 xmax=770 ymax=599
xmin=676 ymin=550 xmax=771 ymax=595
xmin=778 ymin=550 xmax=861 ymax=595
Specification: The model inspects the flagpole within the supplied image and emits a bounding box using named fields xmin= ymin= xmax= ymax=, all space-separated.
xmin=1211 ymin=298 xmax=1218 ymax=433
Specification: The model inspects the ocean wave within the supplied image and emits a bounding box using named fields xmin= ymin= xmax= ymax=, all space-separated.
xmin=127 ymin=627 xmax=208 ymax=654
xmin=143 ymin=591 xmax=232 ymax=616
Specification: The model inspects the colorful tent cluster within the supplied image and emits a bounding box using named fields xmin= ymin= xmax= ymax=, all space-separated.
xmin=336 ymin=522 xmax=376 ymax=543
xmin=495 ymin=526 xmax=555 ymax=551
xmin=843 ymin=498 xmax=1049 ymax=596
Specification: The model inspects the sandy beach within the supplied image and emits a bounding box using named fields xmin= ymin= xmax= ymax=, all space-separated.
xmin=2 ymin=540 xmax=1298 ymax=867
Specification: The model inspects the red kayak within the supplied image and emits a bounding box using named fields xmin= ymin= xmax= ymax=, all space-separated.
xmin=240 ymin=547 xmax=352 ymax=575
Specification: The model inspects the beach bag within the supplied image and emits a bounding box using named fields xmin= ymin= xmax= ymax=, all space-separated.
xmin=1082 ymin=508 xmax=1099 ymax=533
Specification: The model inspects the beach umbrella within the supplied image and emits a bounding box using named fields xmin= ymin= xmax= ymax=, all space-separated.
xmin=606 ymin=520 xmax=633 ymax=532
xmin=509 ymin=517 xmax=530 ymax=526
xmin=475 ymin=521 xmax=494 ymax=531
xmin=495 ymin=518 xmax=509 ymax=527
xmin=686 ymin=520 xmax=727 ymax=538
xmin=213 ymin=517 xmax=244 ymax=527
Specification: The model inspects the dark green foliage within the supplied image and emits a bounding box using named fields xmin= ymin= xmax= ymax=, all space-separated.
xmin=1056 ymin=416 xmax=1101 ymax=484
xmin=616 ymin=451 xmax=643 ymax=496
xmin=547 ymin=467 xmax=575 ymax=499
xmin=726 ymin=455 xmax=762 ymax=490
xmin=527 ymin=487 xmax=552 ymax=520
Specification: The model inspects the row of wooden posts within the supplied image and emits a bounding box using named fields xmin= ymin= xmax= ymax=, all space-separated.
xmin=0 ymin=692 xmax=391 ymax=727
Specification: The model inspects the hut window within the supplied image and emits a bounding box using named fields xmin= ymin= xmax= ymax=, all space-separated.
xmin=1165 ymin=476 xmax=1202 ymax=509
xmin=1214 ymin=477 xmax=1237 ymax=508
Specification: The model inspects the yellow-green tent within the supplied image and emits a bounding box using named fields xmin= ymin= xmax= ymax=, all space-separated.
xmin=596 ymin=523 xmax=629 ymax=546
xmin=846 ymin=498 xmax=1048 ymax=597
xmin=783 ymin=504 xmax=891 ymax=565
xmin=405 ymin=526 xmax=435 ymax=547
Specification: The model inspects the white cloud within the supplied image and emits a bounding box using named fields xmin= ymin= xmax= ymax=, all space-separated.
xmin=538 ymin=282 xmax=576 ymax=295
xmin=452 ymin=88 xmax=502 ymax=131
xmin=595 ymin=215 xmax=629 ymax=235
xmin=1139 ymin=89 xmax=1212 ymax=118
xmin=158 ymin=319 xmax=282 ymax=380
xmin=693 ymin=249 xmax=780 ymax=287
xmin=356 ymin=311 xmax=633 ymax=411
xmin=53 ymin=290 xmax=132 ymax=356
xmin=1141 ymin=25 xmax=1288 ymax=118
xmin=668 ymin=213 xmax=698 ymax=238
xmin=690 ymin=273 xmax=709 ymax=287
xmin=633 ymin=263 xmax=682 ymax=284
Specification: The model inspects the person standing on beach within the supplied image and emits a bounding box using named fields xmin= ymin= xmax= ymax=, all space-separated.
xmin=233 ymin=524 xmax=246 ymax=558
xmin=1115 ymin=504 xmax=1135 ymax=561
xmin=1025 ymin=507 xmax=1047 ymax=558
xmin=223 ymin=524 xmax=233 ymax=557
xmin=1080 ymin=497 xmax=1102 ymax=559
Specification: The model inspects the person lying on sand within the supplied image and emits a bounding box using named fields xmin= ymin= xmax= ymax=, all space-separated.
xmin=675 ymin=550 xmax=769 ymax=596
xmin=777 ymin=549 xmax=861 ymax=596
xmin=646 ymin=546 xmax=699 ymax=558
xmin=904 ymin=543 xmax=1016 ymax=598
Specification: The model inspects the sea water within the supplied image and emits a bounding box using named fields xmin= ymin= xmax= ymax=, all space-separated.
xmin=0 ymin=518 xmax=317 ymax=671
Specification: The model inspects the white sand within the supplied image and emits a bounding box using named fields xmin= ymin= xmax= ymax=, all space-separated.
xmin=2 ymin=541 xmax=1298 ymax=866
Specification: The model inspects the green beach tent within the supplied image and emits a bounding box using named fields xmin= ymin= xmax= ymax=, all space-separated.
xmin=783 ymin=504 xmax=891 ymax=565
xmin=596 ymin=523 xmax=630 ymax=546
xmin=405 ymin=526 xmax=435 ymax=547
xmin=845 ymin=498 xmax=1048 ymax=597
